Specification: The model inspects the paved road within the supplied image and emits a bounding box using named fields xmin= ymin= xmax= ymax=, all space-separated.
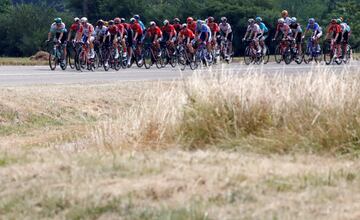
xmin=0 ymin=61 xmax=359 ymax=86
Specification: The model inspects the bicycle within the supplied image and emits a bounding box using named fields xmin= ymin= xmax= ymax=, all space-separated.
xmin=194 ymin=41 xmax=212 ymax=68
xmin=143 ymin=42 xmax=163 ymax=69
xmin=160 ymin=41 xmax=177 ymax=68
xmin=303 ymin=37 xmax=322 ymax=64
xmin=323 ymin=39 xmax=342 ymax=65
xmin=128 ymin=41 xmax=144 ymax=68
xmin=341 ymin=42 xmax=352 ymax=64
xmin=67 ymin=41 xmax=77 ymax=69
xmin=75 ymin=42 xmax=97 ymax=71
xmin=274 ymin=39 xmax=300 ymax=65
xmin=47 ymin=39 xmax=67 ymax=71
xmin=243 ymin=39 xmax=262 ymax=65
xmin=177 ymin=42 xmax=196 ymax=71
xmin=219 ymin=37 xmax=233 ymax=64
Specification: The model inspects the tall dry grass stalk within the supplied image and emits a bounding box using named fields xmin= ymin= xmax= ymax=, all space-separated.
xmin=89 ymin=66 xmax=360 ymax=154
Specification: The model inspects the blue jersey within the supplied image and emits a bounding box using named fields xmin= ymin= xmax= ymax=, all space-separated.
xmin=137 ymin=20 xmax=146 ymax=32
xmin=258 ymin=22 xmax=268 ymax=33
xmin=306 ymin=23 xmax=322 ymax=33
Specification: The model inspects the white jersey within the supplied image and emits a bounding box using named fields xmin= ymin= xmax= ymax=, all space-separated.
xmin=284 ymin=17 xmax=292 ymax=25
xmin=247 ymin=24 xmax=260 ymax=33
xmin=95 ymin=26 xmax=108 ymax=37
xmin=219 ymin=23 xmax=232 ymax=34
xmin=82 ymin=23 xmax=95 ymax=37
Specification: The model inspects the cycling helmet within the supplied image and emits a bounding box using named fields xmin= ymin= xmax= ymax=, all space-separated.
xmin=278 ymin=18 xmax=285 ymax=24
xmin=104 ymin=21 xmax=109 ymax=27
xmin=339 ymin=17 xmax=344 ymax=22
xmin=150 ymin=21 xmax=156 ymax=26
xmin=81 ymin=17 xmax=88 ymax=23
xmin=181 ymin=23 xmax=187 ymax=29
xmin=208 ymin=16 xmax=215 ymax=22
xmin=114 ymin=17 xmax=121 ymax=24
xmin=309 ymin=18 xmax=315 ymax=24
xmin=336 ymin=19 xmax=341 ymax=24
xmin=291 ymin=17 xmax=297 ymax=23
xmin=54 ymin=17 xmax=62 ymax=24
xmin=255 ymin=17 xmax=262 ymax=22
xmin=281 ymin=10 xmax=288 ymax=17
xmin=74 ymin=17 xmax=80 ymax=22
xmin=108 ymin=20 xmax=114 ymax=25
xmin=121 ymin=18 xmax=126 ymax=23
xmin=134 ymin=14 xmax=140 ymax=20
xmin=173 ymin=18 xmax=180 ymax=23
xmin=221 ymin=17 xmax=227 ymax=22
xmin=331 ymin=19 xmax=337 ymax=24
xmin=248 ymin=18 xmax=255 ymax=24
xmin=197 ymin=20 xmax=204 ymax=25
xmin=163 ymin=19 xmax=169 ymax=25
xmin=130 ymin=18 xmax=136 ymax=23
xmin=187 ymin=17 xmax=194 ymax=23
xmin=97 ymin=19 xmax=104 ymax=26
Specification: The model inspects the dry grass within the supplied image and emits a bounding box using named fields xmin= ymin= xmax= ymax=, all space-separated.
xmin=2 ymin=66 xmax=360 ymax=219
xmin=0 ymin=57 xmax=47 ymax=66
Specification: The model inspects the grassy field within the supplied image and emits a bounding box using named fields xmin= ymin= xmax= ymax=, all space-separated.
xmin=0 ymin=57 xmax=47 ymax=66
xmin=1 ymin=67 xmax=360 ymax=219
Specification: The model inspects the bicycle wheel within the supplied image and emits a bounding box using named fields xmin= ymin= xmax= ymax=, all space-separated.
xmin=303 ymin=46 xmax=312 ymax=64
xmin=68 ymin=46 xmax=76 ymax=69
xmin=143 ymin=48 xmax=152 ymax=69
xmin=323 ymin=42 xmax=333 ymax=65
xmin=244 ymin=46 xmax=253 ymax=65
xmin=49 ymin=49 xmax=57 ymax=70
xmin=178 ymin=51 xmax=187 ymax=71
xmin=155 ymin=51 xmax=164 ymax=69
xmin=343 ymin=45 xmax=352 ymax=64
xmin=274 ymin=45 xmax=283 ymax=64
xmin=284 ymin=47 xmax=292 ymax=65
xmin=262 ymin=45 xmax=270 ymax=64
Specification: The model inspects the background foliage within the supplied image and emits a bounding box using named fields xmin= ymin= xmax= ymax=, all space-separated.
xmin=0 ymin=0 xmax=359 ymax=56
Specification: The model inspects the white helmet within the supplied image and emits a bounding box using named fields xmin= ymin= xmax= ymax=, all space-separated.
xmin=74 ymin=17 xmax=80 ymax=22
xmin=278 ymin=18 xmax=285 ymax=24
xmin=81 ymin=17 xmax=88 ymax=23
xmin=163 ymin=20 xmax=169 ymax=25
xmin=150 ymin=21 xmax=156 ymax=26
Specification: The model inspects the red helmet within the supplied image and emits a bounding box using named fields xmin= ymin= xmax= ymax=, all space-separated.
xmin=114 ymin=17 xmax=121 ymax=24
xmin=187 ymin=17 xmax=194 ymax=23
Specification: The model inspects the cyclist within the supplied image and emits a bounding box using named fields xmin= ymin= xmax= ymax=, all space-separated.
xmin=106 ymin=20 xmax=119 ymax=59
xmin=47 ymin=17 xmax=68 ymax=61
xmin=79 ymin=17 xmax=95 ymax=59
xmin=195 ymin=20 xmax=212 ymax=60
xmin=219 ymin=17 xmax=233 ymax=60
xmin=161 ymin=20 xmax=177 ymax=49
xmin=134 ymin=14 xmax=146 ymax=31
xmin=147 ymin=21 xmax=162 ymax=56
xmin=128 ymin=18 xmax=143 ymax=66
xmin=281 ymin=10 xmax=292 ymax=25
xmin=178 ymin=23 xmax=195 ymax=54
xmin=114 ymin=17 xmax=127 ymax=57
xmin=273 ymin=18 xmax=292 ymax=41
xmin=207 ymin=16 xmax=220 ymax=50
xmin=325 ymin=19 xmax=342 ymax=61
xmin=243 ymin=18 xmax=261 ymax=54
xmin=187 ymin=17 xmax=197 ymax=34
xmin=303 ymin=18 xmax=323 ymax=53
xmin=255 ymin=17 xmax=269 ymax=54
xmin=67 ymin=17 xmax=82 ymax=42
xmin=339 ymin=18 xmax=351 ymax=60
xmin=289 ymin=17 xmax=303 ymax=55
xmin=94 ymin=19 xmax=108 ymax=44
xmin=173 ymin=18 xmax=181 ymax=34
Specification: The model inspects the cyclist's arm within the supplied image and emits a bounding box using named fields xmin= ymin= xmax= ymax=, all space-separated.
xmin=67 ymin=30 xmax=73 ymax=41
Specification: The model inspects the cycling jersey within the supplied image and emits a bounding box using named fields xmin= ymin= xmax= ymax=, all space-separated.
xmin=219 ymin=23 xmax=232 ymax=34
xmin=135 ymin=20 xmax=146 ymax=31
xmin=306 ymin=23 xmax=322 ymax=33
xmin=147 ymin=26 xmax=162 ymax=38
xmin=116 ymin=23 xmax=125 ymax=35
xmin=81 ymin=23 xmax=94 ymax=37
xmin=258 ymin=22 xmax=268 ymax=33
xmin=123 ymin=23 xmax=131 ymax=31
xmin=289 ymin=23 xmax=302 ymax=33
xmin=340 ymin=22 xmax=351 ymax=33
xmin=94 ymin=26 xmax=108 ymax=37
xmin=197 ymin=24 xmax=212 ymax=42
xmin=179 ymin=28 xmax=195 ymax=39
xmin=162 ymin=24 xmax=176 ymax=36
xmin=131 ymin=23 xmax=143 ymax=35
xmin=188 ymin=22 xmax=197 ymax=33
xmin=173 ymin=23 xmax=181 ymax=33
xmin=207 ymin=22 xmax=220 ymax=34
xmin=276 ymin=23 xmax=292 ymax=35
xmin=70 ymin=23 xmax=82 ymax=33
xmin=247 ymin=24 xmax=260 ymax=33
xmin=327 ymin=24 xmax=341 ymax=34
xmin=107 ymin=25 xmax=119 ymax=35
xmin=284 ymin=17 xmax=292 ymax=25
xmin=50 ymin=22 xmax=67 ymax=34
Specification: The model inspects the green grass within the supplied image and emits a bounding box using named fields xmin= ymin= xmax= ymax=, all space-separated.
xmin=0 ymin=57 xmax=47 ymax=66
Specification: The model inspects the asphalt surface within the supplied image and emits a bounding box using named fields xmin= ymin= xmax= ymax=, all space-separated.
xmin=0 ymin=61 xmax=359 ymax=86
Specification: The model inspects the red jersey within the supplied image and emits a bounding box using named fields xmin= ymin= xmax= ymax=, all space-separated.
xmin=116 ymin=23 xmax=125 ymax=35
xmin=123 ymin=23 xmax=131 ymax=30
xmin=131 ymin=23 xmax=143 ymax=35
xmin=162 ymin=24 xmax=176 ymax=36
xmin=70 ymin=23 xmax=83 ymax=33
xmin=148 ymin=26 xmax=162 ymax=38
xmin=108 ymin=25 xmax=119 ymax=35
xmin=173 ymin=23 xmax=181 ymax=33
xmin=327 ymin=24 xmax=341 ymax=34
xmin=179 ymin=28 xmax=195 ymax=39
xmin=207 ymin=22 xmax=219 ymax=33
xmin=188 ymin=22 xmax=197 ymax=33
